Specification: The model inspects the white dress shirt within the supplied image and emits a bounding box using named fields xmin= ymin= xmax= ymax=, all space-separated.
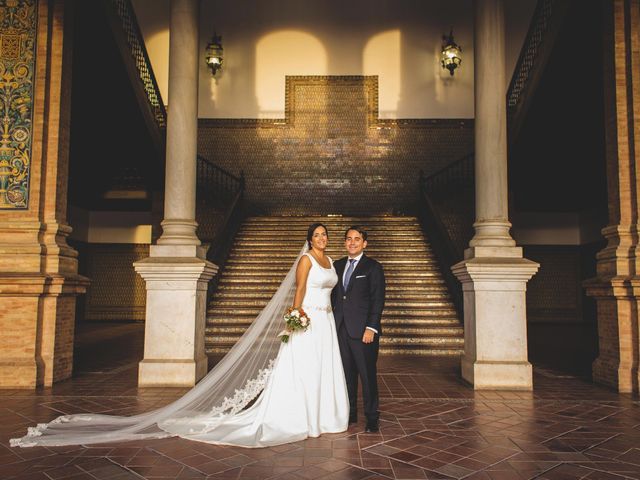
xmin=343 ymin=253 xmax=378 ymax=335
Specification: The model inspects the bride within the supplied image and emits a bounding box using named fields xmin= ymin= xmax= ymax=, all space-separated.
xmin=11 ymin=223 xmax=349 ymax=448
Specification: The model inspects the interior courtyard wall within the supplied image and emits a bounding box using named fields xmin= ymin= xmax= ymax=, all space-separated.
xmin=197 ymin=76 xmax=474 ymax=214
xmin=132 ymin=0 xmax=536 ymax=119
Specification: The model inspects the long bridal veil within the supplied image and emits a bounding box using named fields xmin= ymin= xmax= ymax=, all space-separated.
xmin=11 ymin=244 xmax=309 ymax=447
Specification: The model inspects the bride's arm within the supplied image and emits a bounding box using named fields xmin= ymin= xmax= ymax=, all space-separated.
xmin=293 ymin=255 xmax=312 ymax=308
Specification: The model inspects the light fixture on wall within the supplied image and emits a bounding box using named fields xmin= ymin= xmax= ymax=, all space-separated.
xmin=205 ymin=32 xmax=224 ymax=76
xmin=441 ymin=28 xmax=462 ymax=76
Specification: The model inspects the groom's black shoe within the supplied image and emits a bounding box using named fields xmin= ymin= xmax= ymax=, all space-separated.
xmin=364 ymin=419 xmax=379 ymax=433
xmin=349 ymin=414 xmax=358 ymax=424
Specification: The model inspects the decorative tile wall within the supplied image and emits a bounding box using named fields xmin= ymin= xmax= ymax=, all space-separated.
xmin=0 ymin=0 xmax=37 ymax=209
xmin=198 ymin=76 xmax=474 ymax=215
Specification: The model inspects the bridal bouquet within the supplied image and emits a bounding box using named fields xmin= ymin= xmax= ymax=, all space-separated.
xmin=278 ymin=307 xmax=311 ymax=343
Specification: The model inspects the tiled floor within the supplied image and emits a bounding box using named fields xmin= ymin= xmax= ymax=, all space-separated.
xmin=1 ymin=323 xmax=640 ymax=480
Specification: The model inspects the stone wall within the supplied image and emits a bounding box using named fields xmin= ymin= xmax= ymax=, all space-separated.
xmin=198 ymin=76 xmax=474 ymax=215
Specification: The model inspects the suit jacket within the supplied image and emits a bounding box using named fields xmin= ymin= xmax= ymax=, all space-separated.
xmin=331 ymin=254 xmax=385 ymax=339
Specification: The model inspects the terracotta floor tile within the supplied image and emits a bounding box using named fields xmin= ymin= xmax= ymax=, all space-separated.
xmin=3 ymin=323 xmax=640 ymax=480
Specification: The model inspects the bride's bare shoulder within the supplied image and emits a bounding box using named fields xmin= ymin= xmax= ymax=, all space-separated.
xmin=298 ymin=254 xmax=312 ymax=268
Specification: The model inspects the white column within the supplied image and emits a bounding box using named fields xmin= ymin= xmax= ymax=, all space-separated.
xmin=134 ymin=0 xmax=218 ymax=387
xmin=452 ymin=0 xmax=539 ymax=390
xmin=159 ymin=0 xmax=200 ymax=245
xmin=469 ymin=0 xmax=513 ymax=250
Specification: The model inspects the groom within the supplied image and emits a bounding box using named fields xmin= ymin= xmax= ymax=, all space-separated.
xmin=331 ymin=226 xmax=385 ymax=433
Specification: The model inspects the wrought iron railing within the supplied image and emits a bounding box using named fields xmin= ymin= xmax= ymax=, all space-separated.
xmin=108 ymin=0 xmax=167 ymax=131
xmin=507 ymin=0 xmax=554 ymax=110
xmin=423 ymin=154 xmax=474 ymax=198
xmin=197 ymin=156 xmax=244 ymax=202
xmin=196 ymin=156 xmax=245 ymax=300
xmin=418 ymin=158 xmax=475 ymax=316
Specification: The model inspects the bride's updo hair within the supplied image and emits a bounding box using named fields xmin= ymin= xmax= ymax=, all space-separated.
xmin=307 ymin=223 xmax=328 ymax=249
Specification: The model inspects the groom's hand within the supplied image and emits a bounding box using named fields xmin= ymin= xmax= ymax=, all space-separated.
xmin=362 ymin=329 xmax=375 ymax=344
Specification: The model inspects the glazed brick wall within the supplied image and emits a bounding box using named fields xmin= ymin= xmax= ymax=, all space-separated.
xmin=74 ymin=242 xmax=149 ymax=322
xmin=198 ymin=76 xmax=474 ymax=215
xmin=49 ymin=295 xmax=77 ymax=383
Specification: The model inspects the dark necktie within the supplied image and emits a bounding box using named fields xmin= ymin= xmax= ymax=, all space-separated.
xmin=343 ymin=259 xmax=356 ymax=290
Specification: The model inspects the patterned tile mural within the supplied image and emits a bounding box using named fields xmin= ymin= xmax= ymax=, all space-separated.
xmin=0 ymin=0 xmax=37 ymax=209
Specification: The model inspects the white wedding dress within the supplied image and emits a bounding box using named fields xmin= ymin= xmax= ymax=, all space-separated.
xmin=11 ymin=249 xmax=349 ymax=448
xmin=161 ymin=253 xmax=349 ymax=446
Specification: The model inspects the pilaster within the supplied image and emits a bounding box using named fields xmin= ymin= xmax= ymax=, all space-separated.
xmin=0 ymin=0 xmax=88 ymax=388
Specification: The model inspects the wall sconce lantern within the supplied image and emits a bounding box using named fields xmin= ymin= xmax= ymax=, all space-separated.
xmin=205 ymin=33 xmax=223 ymax=76
xmin=441 ymin=28 xmax=462 ymax=76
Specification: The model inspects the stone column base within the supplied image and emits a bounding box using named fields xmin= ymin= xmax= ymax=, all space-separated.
xmin=138 ymin=358 xmax=208 ymax=388
xmin=461 ymin=357 xmax=533 ymax=390
xmin=134 ymin=245 xmax=217 ymax=387
xmin=452 ymin=252 xmax=539 ymax=390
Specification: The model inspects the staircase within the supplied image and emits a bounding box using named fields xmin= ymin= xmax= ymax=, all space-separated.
xmin=205 ymin=216 xmax=464 ymax=356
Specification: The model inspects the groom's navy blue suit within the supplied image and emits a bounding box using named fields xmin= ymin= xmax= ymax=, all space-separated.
xmin=331 ymin=254 xmax=385 ymax=423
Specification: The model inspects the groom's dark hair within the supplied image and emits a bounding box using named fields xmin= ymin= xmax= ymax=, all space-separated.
xmin=344 ymin=225 xmax=368 ymax=241
xmin=307 ymin=223 xmax=328 ymax=249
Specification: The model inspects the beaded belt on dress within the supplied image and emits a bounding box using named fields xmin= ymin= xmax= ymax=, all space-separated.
xmin=303 ymin=304 xmax=332 ymax=313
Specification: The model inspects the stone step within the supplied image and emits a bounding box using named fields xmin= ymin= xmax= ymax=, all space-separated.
xmin=227 ymin=251 xmax=437 ymax=258
xmin=217 ymin=270 xmax=446 ymax=278
xmin=384 ymin=326 xmax=463 ymax=335
xmin=229 ymin=246 xmax=433 ymax=253
xmin=239 ymin=223 xmax=424 ymax=230
xmin=235 ymin=231 xmax=428 ymax=239
xmin=207 ymin=308 xmax=459 ymax=320
xmin=216 ymin=277 xmax=448 ymax=286
xmin=215 ymin=284 xmax=450 ymax=293
xmin=205 ymin=335 xmax=463 ymax=348
xmin=379 ymin=317 xmax=461 ymax=325
xmin=377 ymin=348 xmax=463 ymax=356
xmin=242 ymin=216 xmax=421 ymax=223
xmin=209 ymin=299 xmax=456 ymax=310
xmin=221 ymin=264 xmax=442 ymax=272
xmin=227 ymin=247 xmax=434 ymax=255
xmin=215 ymin=269 xmax=445 ymax=278
xmin=206 ymin=216 xmax=463 ymax=357
xmin=212 ymin=291 xmax=452 ymax=301
xmin=225 ymin=257 xmax=440 ymax=266
xmin=207 ymin=317 xmax=461 ymax=328
xmin=206 ymin=325 xmax=462 ymax=336
xmin=206 ymin=347 xmax=464 ymax=356
xmin=233 ymin=236 xmax=431 ymax=243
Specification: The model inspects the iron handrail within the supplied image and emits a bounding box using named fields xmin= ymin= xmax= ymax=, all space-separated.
xmin=196 ymin=154 xmax=245 ymax=253
xmin=109 ymin=0 xmax=167 ymax=131
xmin=197 ymin=155 xmax=244 ymax=189
xmin=507 ymin=0 xmax=554 ymax=110
xmin=423 ymin=153 xmax=474 ymax=195
xmin=196 ymin=155 xmax=245 ymax=301
xmin=418 ymin=171 xmax=466 ymax=316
